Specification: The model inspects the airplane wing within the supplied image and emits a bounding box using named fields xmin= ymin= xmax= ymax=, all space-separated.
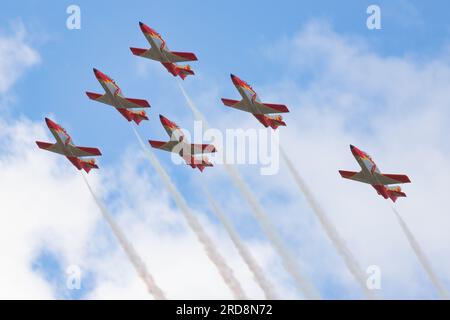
xmin=222 ymin=99 xmax=289 ymax=115
xmin=149 ymin=140 xmax=180 ymax=153
xmin=221 ymin=98 xmax=252 ymax=112
xmin=189 ymin=144 xmax=216 ymax=154
xmin=164 ymin=50 xmax=198 ymax=63
xmin=67 ymin=145 xmax=102 ymax=157
xmin=339 ymin=170 xmax=372 ymax=184
xmin=36 ymin=141 xmax=64 ymax=155
xmin=115 ymin=96 xmax=150 ymax=109
xmin=130 ymin=47 xmax=161 ymax=60
xmin=374 ymin=173 xmax=411 ymax=185
xmin=254 ymin=102 xmax=290 ymax=114
xmin=86 ymin=92 xmax=150 ymax=109
xmin=86 ymin=92 xmax=113 ymax=105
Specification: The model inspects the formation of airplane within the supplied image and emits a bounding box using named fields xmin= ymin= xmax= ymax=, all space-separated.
xmin=339 ymin=145 xmax=411 ymax=202
xmin=36 ymin=21 xmax=411 ymax=202
xmin=130 ymin=22 xmax=198 ymax=80
xmin=149 ymin=115 xmax=216 ymax=172
xmin=221 ymin=74 xmax=290 ymax=130
xmin=36 ymin=118 xmax=102 ymax=173
xmin=86 ymin=68 xmax=150 ymax=125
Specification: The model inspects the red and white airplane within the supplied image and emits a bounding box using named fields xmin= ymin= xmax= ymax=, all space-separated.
xmin=221 ymin=74 xmax=289 ymax=129
xmin=86 ymin=68 xmax=150 ymax=125
xmin=149 ymin=115 xmax=216 ymax=172
xmin=339 ymin=145 xmax=411 ymax=202
xmin=130 ymin=22 xmax=198 ymax=80
xmin=36 ymin=118 xmax=102 ymax=173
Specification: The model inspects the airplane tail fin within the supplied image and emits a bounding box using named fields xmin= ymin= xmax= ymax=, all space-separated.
xmin=80 ymin=158 xmax=99 ymax=173
xmin=186 ymin=155 xmax=213 ymax=172
xmin=175 ymin=64 xmax=195 ymax=80
xmin=387 ymin=186 xmax=407 ymax=202
xmin=254 ymin=114 xmax=286 ymax=130
xmin=130 ymin=110 xmax=149 ymax=125
xmin=118 ymin=109 xmax=149 ymax=125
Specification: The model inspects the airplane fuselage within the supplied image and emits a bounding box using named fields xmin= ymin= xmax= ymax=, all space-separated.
xmin=147 ymin=35 xmax=167 ymax=61
xmin=49 ymin=127 xmax=74 ymax=155
xmin=352 ymin=151 xmax=391 ymax=199
xmin=235 ymin=83 xmax=261 ymax=114
xmin=97 ymin=79 xmax=124 ymax=109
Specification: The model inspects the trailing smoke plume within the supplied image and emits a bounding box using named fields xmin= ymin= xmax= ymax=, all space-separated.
xmin=392 ymin=206 xmax=449 ymax=300
xmin=133 ymin=127 xmax=247 ymax=300
xmin=81 ymin=174 xmax=166 ymax=300
xmin=177 ymin=81 xmax=321 ymax=299
xmin=203 ymin=187 xmax=278 ymax=299
xmin=280 ymin=146 xmax=378 ymax=300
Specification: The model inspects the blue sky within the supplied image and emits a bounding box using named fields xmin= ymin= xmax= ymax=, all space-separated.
xmin=3 ymin=0 xmax=449 ymax=201
xmin=1 ymin=1 xmax=450 ymax=299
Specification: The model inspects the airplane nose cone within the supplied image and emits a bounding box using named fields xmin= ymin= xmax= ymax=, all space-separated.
xmin=139 ymin=21 xmax=154 ymax=34
xmin=93 ymin=68 xmax=109 ymax=81
xmin=230 ymin=73 xmax=240 ymax=85
xmin=45 ymin=117 xmax=59 ymax=130
xmin=159 ymin=114 xmax=177 ymax=128
xmin=159 ymin=114 xmax=169 ymax=125
xmin=350 ymin=144 xmax=365 ymax=157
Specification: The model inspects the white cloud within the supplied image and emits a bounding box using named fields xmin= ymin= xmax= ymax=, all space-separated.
xmin=2 ymin=19 xmax=450 ymax=300
xmin=0 ymin=21 xmax=39 ymax=95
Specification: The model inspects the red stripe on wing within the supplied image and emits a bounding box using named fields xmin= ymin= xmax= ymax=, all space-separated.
xmin=77 ymin=146 xmax=102 ymax=156
xmin=382 ymin=174 xmax=411 ymax=183
xmin=262 ymin=103 xmax=290 ymax=113
xmin=221 ymin=98 xmax=240 ymax=106
xmin=86 ymin=92 xmax=103 ymax=100
xmin=130 ymin=47 xmax=148 ymax=56
xmin=124 ymin=97 xmax=151 ymax=108
xmin=170 ymin=51 xmax=198 ymax=61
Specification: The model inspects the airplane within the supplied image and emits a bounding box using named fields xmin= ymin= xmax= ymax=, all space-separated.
xmin=149 ymin=115 xmax=216 ymax=172
xmin=36 ymin=118 xmax=102 ymax=173
xmin=339 ymin=145 xmax=411 ymax=202
xmin=86 ymin=68 xmax=150 ymax=125
xmin=130 ymin=21 xmax=198 ymax=80
xmin=221 ymin=74 xmax=290 ymax=130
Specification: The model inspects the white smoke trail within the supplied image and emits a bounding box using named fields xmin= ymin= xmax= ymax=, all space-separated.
xmin=280 ymin=147 xmax=378 ymax=300
xmin=132 ymin=127 xmax=247 ymax=300
xmin=177 ymin=81 xmax=321 ymax=299
xmin=202 ymin=187 xmax=278 ymax=300
xmin=81 ymin=174 xmax=166 ymax=300
xmin=391 ymin=206 xmax=449 ymax=300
